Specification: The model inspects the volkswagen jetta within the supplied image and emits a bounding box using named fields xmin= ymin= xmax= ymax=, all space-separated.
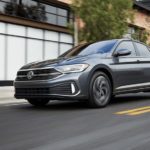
xmin=14 ymin=39 xmax=150 ymax=108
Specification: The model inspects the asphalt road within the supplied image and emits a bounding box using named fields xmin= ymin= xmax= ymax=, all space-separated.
xmin=0 ymin=93 xmax=150 ymax=150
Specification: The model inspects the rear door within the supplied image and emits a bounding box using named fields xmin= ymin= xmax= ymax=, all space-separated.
xmin=111 ymin=40 xmax=143 ymax=92
xmin=133 ymin=42 xmax=150 ymax=88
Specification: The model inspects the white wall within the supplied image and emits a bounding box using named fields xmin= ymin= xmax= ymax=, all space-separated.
xmin=0 ymin=22 xmax=6 ymax=80
xmin=27 ymin=39 xmax=43 ymax=63
xmin=0 ymin=22 xmax=73 ymax=80
xmin=45 ymin=42 xmax=59 ymax=60
xmin=7 ymin=37 xmax=26 ymax=80
xmin=0 ymin=35 xmax=5 ymax=80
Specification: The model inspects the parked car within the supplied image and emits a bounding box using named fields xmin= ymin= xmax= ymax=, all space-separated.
xmin=14 ymin=39 xmax=150 ymax=108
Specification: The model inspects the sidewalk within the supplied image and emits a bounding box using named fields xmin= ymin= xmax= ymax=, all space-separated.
xmin=0 ymin=86 xmax=14 ymax=100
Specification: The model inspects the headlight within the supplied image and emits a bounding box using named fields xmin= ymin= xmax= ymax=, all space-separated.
xmin=56 ymin=64 xmax=89 ymax=73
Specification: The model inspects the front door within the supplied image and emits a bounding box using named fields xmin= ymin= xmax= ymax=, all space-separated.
xmin=111 ymin=40 xmax=144 ymax=93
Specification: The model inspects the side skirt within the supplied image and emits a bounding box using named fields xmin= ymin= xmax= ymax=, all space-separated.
xmin=114 ymin=84 xmax=150 ymax=95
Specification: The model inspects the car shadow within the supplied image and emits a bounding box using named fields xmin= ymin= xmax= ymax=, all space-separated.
xmin=17 ymin=101 xmax=90 ymax=111
xmin=16 ymin=93 xmax=150 ymax=111
xmin=110 ymin=93 xmax=150 ymax=106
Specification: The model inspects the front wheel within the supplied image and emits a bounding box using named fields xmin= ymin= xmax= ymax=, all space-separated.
xmin=27 ymin=99 xmax=50 ymax=107
xmin=88 ymin=72 xmax=112 ymax=108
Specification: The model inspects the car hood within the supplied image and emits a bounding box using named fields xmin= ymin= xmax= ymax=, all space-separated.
xmin=20 ymin=54 xmax=106 ymax=70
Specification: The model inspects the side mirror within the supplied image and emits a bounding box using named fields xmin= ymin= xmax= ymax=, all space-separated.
xmin=113 ymin=49 xmax=131 ymax=57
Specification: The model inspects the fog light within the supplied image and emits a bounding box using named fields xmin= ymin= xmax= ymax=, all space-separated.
xmin=71 ymin=83 xmax=76 ymax=94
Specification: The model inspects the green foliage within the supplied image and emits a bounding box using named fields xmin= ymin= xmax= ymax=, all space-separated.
xmin=71 ymin=0 xmax=133 ymax=42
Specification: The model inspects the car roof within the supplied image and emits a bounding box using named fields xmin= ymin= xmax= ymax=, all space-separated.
xmin=117 ymin=38 xmax=148 ymax=45
xmin=92 ymin=38 xmax=140 ymax=43
xmin=83 ymin=38 xmax=147 ymax=47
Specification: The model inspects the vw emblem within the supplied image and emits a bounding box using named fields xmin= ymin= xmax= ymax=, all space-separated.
xmin=27 ymin=71 xmax=34 ymax=80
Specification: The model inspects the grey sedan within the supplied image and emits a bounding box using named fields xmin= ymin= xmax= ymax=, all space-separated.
xmin=14 ymin=39 xmax=150 ymax=108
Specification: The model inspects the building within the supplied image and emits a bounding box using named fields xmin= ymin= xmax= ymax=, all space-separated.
xmin=134 ymin=0 xmax=150 ymax=31
xmin=0 ymin=0 xmax=150 ymax=86
xmin=127 ymin=0 xmax=150 ymax=41
xmin=0 ymin=0 xmax=74 ymax=85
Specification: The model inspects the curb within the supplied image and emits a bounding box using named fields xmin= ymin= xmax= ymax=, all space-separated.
xmin=0 ymin=87 xmax=14 ymax=100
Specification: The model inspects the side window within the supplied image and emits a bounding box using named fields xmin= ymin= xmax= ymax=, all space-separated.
xmin=134 ymin=42 xmax=150 ymax=57
xmin=116 ymin=41 xmax=136 ymax=57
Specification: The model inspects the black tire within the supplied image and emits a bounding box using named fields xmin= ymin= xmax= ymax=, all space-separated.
xmin=27 ymin=99 xmax=50 ymax=107
xmin=88 ymin=71 xmax=112 ymax=108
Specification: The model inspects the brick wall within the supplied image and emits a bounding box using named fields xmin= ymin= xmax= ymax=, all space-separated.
xmin=134 ymin=11 xmax=150 ymax=30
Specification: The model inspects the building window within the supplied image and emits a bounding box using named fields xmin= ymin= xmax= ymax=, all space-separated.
xmin=0 ymin=0 xmax=73 ymax=27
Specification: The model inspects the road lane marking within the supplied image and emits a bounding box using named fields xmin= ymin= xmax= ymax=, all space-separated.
xmin=116 ymin=106 xmax=150 ymax=114
xmin=115 ymin=106 xmax=150 ymax=116
xmin=128 ymin=109 xmax=150 ymax=116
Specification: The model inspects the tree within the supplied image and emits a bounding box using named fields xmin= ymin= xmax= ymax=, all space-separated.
xmin=71 ymin=0 xmax=133 ymax=43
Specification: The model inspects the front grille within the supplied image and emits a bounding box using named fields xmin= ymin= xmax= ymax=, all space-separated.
xmin=16 ymin=88 xmax=50 ymax=95
xmin=15 ymin=82 xmax=79 ymax=96
xmin=17 ymin=68 xmax=58 ymax=76
xmin=16 ymin=68 xmax=62 ymax=81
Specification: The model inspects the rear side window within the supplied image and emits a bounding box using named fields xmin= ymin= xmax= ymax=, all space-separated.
xmin=116 ymin=41 xmax=136 ymax=57
xmin=134 ymin=42 xmax=150 ymax=57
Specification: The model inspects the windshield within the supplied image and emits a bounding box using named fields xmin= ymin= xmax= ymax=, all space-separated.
xmin=59 ymin=40 xmax=117 ymax=58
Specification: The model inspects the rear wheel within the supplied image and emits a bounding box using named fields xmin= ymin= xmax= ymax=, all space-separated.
xmin=27 ymin=99 xmax=50 ymax=107
xmin=88 ymin=72 xmax=112 ymax=108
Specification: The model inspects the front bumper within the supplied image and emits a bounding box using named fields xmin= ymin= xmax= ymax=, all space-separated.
xmin=14 ymin=72 xmax=89 ymax=100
